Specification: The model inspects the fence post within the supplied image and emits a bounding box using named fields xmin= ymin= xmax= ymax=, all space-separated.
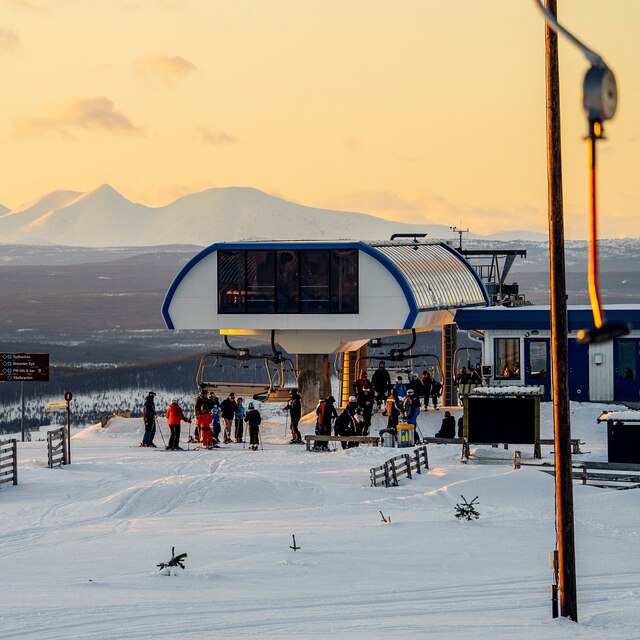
xmin=62 ymin=428 xmax=68 ymax=465
xmin=581 ymin=464 xmax=587 ymax=485
xmin=414 ymin=448 xmax=421 ymax=474
xmin=12 ymin=439 xmax=18 ymax=485
xmin=422 ymin=445 xmax=429 ymax=470
xmin=405 ymin=454 xmax=412 ymax=479
xmin=389 ymin=459 xmax=398 ymax=486
xmin=47 ymin=431 xmax=52 ymax=468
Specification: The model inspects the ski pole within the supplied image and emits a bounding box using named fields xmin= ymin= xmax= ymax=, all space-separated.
xmin=155 ymin=416 xmax=167 ymax=447
xmin=187 ymin=417 xmax=192 ymax=451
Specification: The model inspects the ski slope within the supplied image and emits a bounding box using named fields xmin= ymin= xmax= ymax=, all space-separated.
xmin=2 ymin=402 xmax=639 ymax=639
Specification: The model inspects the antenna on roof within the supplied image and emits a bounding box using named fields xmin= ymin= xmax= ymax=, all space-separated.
xmin=389 ymin=233 xmax=427 ymax=250
xmin=449 ymin=226 xmax=469 ymax=251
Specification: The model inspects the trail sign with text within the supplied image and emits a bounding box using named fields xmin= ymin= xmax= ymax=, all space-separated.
xmin=0 ymin=353 xmax=49 ymax=382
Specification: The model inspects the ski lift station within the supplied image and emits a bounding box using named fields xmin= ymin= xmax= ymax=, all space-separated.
xmin=455 ymin=305 xmax=640 ymax=405
xmin=162 ymin=240 xmax=489 ymax=407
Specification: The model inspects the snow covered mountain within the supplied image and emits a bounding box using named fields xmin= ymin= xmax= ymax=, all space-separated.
xmin=0 ymin=185 xmax=462 ymax=247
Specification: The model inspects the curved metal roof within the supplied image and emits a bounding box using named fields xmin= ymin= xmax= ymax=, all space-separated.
xmin=370 ymin=242 xmax=488 ymax=312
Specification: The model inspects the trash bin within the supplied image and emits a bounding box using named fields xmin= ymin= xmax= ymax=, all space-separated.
xmin=398 ymin=424 xmax=415 ymax=448
xmin=380 ymin=429 xmax=396 ymax=447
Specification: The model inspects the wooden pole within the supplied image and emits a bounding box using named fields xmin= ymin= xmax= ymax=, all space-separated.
xmin=544 ymin=0 xmax=578 ymax=621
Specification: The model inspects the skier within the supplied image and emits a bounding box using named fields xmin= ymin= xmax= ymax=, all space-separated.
xmin=430 ymin=376 xmax=442 ymax=410
xmin=421 ymin=371 xmax=432 ymax=411
xmin=234 ymin=397 xmax=246 ymax=443
xmin=284 ymin=388 xmax=303 ymax=444
xmin=356 ymin=386 xmax=374 ymax=435
xmin=193 ymin=388 xmax=212 ymax=443
xmin=211 ymin=406 xmax=222 ymax=446
xmin=141 ymin=391 xmax=157 ymax=447
xmin=200 ymin=403 xmax=215 ymax=449
xmin=408 ymin=373 xmax=423 ymax=399
xmin=353 ymin=370 xmax=371 ymax=396
xmin=244 ymin=401 xmax=262 ymax=450
xmin=165 ymin=399 xmax=191 ymax=450
xmin=219 ymin=392 xmax=237 ymax=444
xmin=402 ymin=388 xmax=422 ymax=444
xmin=335 ymin=406 xmax=357 ymax=449
xmin=371 ymin=361 xmax=391 ymax=412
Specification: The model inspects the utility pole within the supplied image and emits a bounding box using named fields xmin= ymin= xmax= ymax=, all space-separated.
xmin=544 ymin=0 xmax=578 ymax=622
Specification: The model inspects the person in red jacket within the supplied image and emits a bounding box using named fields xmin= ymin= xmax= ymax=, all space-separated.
xmin=165 ymin=399 xmax=191 ymax=451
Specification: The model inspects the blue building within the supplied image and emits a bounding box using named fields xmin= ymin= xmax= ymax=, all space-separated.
xmin=455 ymin=305 xmax=640 ymax=403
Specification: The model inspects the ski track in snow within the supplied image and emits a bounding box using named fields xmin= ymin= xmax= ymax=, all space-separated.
xmin=2 ymin=404 xmax=640 ymax=639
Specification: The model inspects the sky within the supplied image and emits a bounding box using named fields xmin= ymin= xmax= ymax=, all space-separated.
xmin=1 ymin=0 xmax=639 ymax=239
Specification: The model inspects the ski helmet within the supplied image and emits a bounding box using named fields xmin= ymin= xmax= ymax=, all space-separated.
xmin=248 ymin=402 xmax=255 ymax=409
xmin=348 ymin=395 xmax=357 ymax=403
xmin=406 ymin=389 xmax=414 ymax=396
xmin=170 ymin=398 xmax=178 ymax=404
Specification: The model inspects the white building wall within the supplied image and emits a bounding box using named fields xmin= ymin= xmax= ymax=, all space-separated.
xmin=589 ymin=342 xmax=614 ymax=402
xmin=168 ymin=249 xmax=412 ymax=332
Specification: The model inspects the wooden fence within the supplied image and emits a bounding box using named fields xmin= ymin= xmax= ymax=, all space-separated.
xmin=370 ymin=446 xmax=429 ymax=487
xmin=0 ymin=438 xmax=18 ymax=488
xmin=47 ymin=427 xmax=67 ymax=468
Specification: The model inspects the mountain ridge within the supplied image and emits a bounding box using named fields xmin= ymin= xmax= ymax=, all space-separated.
xmin=0 ymin=184 xmax=552 ymax=246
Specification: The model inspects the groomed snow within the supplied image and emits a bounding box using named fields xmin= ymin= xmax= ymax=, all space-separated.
xmin=2 ymin=402 xmax=639 ymax=639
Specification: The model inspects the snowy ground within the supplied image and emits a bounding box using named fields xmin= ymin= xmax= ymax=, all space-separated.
xmin=2 ymin=402 xmax=639 ymax=639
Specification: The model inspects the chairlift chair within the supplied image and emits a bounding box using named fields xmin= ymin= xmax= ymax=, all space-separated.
xmin=195 ymin=332 xmax=299 ymax=402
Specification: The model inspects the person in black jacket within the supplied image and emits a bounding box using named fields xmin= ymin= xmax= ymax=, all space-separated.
xmin=335 ymin=407 xmax=357 ymax=449
xmin=315 ymin=396 xmax=338 ymax=450
xmin=244 ymin=402 xmax=262 ymax=450
xmin=356 ymin=386 xmax=374 ymax=435
xmin=285 ymin=388 xmax=303 ymax=444
xmin=141 ymin=391 xmax=157 ymax=447
xmin=435 ymin=411 xmax=456 ymax=438
xmin=219 ymin=392 xmax=237 ymax=444
xmin=371 ymin=361 xmax=391 ymax=412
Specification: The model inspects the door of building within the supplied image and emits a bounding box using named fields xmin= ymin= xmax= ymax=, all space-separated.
xmin=613 ymin=338 xmax=640 ymax=402
xmin=524 ymin=338 xmax=550 ymax=400
xmin=568 ymin=339 xmax=590 ymax=401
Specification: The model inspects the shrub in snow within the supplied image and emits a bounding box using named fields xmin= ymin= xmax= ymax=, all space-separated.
xmin=157 ymin=547 xmax=187 ymax=576
xmin=454 ymin=495 xmax=480 ymax=521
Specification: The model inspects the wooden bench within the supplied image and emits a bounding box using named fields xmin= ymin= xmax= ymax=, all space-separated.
xmin=305 ymin=434 xmax=380 ymax=451
xmin=537 ymin=438 xmax=582 ymax=455
xmin=422 ymin=437 xmax=465 ymax=445
xmin=541 ymin=461 xmax=640 ymax=489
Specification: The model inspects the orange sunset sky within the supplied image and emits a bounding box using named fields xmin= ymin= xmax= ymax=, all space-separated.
xmin=1 ymin=0 xmax=639 ymax=239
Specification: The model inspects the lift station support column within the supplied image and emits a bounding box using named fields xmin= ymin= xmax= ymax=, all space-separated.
xmin=297 ymin=354 xmax=332 ymax=415
xmin=340 ymin=346 xmax=368 ymax=409
xmin=442 ymin=323 xmax=457 ymax=407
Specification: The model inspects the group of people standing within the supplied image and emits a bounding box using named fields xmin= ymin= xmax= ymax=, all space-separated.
xmin=139 ymin=389 xmax=262 ymax=451
xmin=193 ymin=388 xmax=262 ymax=450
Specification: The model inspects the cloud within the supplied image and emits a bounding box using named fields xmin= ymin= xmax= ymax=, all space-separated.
xmin=135 ymin=54 xmax=196 ymax=86
xmin=12 ymin=97 xmax=143 ymax=139
xmin=0 ymin=28 xmax=19 ymax=53
xmin=195 ymin=126 xmax=237 ymax=146
xmin=3 ymin=0 xmax=40 ymax=11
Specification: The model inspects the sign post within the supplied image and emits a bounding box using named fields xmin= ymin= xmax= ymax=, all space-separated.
xmin=64 ymin=391 xmax=73 ymax=464
xmin=0 ymin=353 xmax=50 ymax=442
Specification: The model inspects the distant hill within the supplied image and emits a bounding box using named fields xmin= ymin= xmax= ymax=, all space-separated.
xmin=0 ymin=184 xmax=467 ymax=247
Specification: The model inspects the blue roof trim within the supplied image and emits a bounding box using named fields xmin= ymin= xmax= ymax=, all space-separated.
xmin=455 ymin=307 xmax=640 ymax=331
xmin=162 ymin=241 xmax=419 ymax=330
xmin=440 ymin=243 xmax=491 ymax=307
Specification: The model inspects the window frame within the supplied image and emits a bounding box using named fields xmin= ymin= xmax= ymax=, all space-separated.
xmin=494 ymin=337 xmax=521 ymax=380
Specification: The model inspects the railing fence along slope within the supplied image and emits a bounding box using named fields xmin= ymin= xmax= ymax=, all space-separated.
xmin=370 ymin=446 xmax=429 ymax=487
xmin=0 ymin=438 xmax=18 ymax=487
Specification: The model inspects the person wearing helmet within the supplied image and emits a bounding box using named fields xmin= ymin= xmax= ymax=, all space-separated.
xmin=193 ymin=388 xmax=211 ymax=444
xmin=356 ymin=386 xmax=374 ymax=435
xmin=409 ymin=372 xmax=423 ymax=400
xmin=211 ymin=406 xmax=222 ymax=447
xmin=285 ymin=388 xmax=303 ymax=444
xmin=244 ymin=401 xmax=262 ymax=450
xmin=402 ymin=388 xmax=422 ymax=443
xmin=234 ymin=397 xmax=246 ymax=443
xmin=165 ymin=398 xmax=191 ymax=450
xmin=141 ymin=391 xmax=157 ymax=447
xmin=394 ymin=376 xmax=408 ymax=400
